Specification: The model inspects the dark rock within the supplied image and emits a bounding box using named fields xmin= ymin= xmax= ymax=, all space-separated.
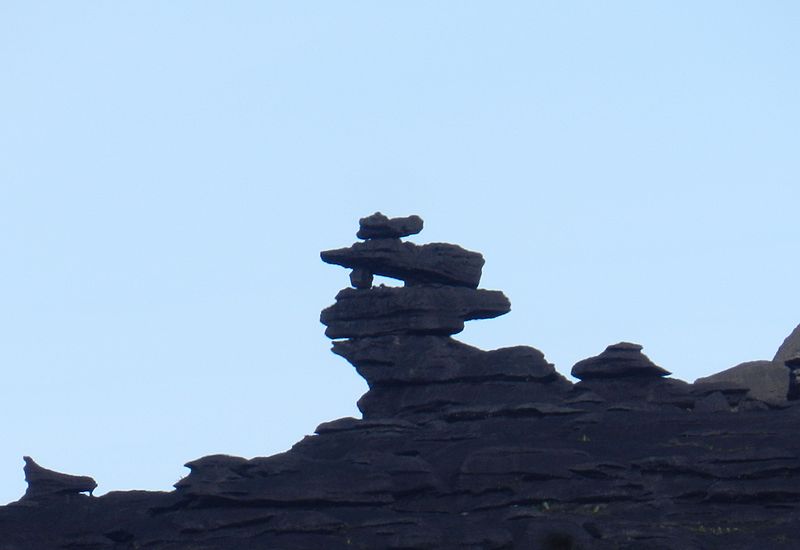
xmin=357 ymin=212 xmax=424 ymax=240
xmin=785 ymin=353 xmax=800 ymax=400
xmin=321 ymin=239 xmax=485 ymax=287
xmin=332 ymin=336 xmax=556 ymax=386
xmin=695 ymin=360 xmax=789 ymax=404
xmin=693 ymin=391 xmax=731 ymax=412
xmin=349 ymin=267 xmax=373 ymax=289
xmin=320 ymin=286 xmax=510 ymax=338
xmin=689 ymin=382 xmax=750 ymax=411
xmin=571 ymin=342 xmax=671 ymax=380
xmin=20 ymin=456 xmax=97 ymax=501
xmin=6 ymin=214 xmax=800 ymax=549
xmin=774 ymin=323 xmax=800 ymax=365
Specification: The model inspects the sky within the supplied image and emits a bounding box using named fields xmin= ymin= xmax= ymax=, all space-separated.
xmin=1 ymin=2 xmax=799 ymax=504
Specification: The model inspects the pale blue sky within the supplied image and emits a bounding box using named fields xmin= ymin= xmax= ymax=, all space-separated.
xmin=1 ymin=2 xmax=799 ymax=503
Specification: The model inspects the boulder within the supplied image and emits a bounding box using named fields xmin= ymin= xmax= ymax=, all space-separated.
xmin=356 ymin=212 xmax=424 ymax=240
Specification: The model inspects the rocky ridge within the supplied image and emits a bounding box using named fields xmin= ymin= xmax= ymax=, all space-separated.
xmin=2 ymin=213 xmax=800 ymax=549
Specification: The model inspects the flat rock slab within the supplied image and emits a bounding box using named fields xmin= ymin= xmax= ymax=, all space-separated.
xmin=332 ymin=336 xmax=556 ymax=386
xmin=321 ymin=286 xmax=510 ymax=338
xmin=321 ymin=239 xmax=485 ymax=288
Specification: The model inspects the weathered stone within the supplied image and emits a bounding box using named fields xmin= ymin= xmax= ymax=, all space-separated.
xmin=332 ymin=335 xmax=555 ymax=386
xmin=349 ymin=267 xmax=373 ymax=289
xmin=321 ymin=239 xmax=484 ymax=287
xmin=693 ymin=391 xmax=731 ymax=412
xmin=320 ymin=286 xmax=510 ymax=338
xmin=695 ymin=360 xmax=789 ymax=404
xmin=571 ymin=342 xmax=671 ymax=380
xmin=6 ymin=215 xmax=800 ymax=550
xmin=21 ymin=456 xmax=97 ymax=500
xmin=774 ymin=323 xmax=800 ymax=364
xmin=357 ymin=212 xmax=424 ymax=240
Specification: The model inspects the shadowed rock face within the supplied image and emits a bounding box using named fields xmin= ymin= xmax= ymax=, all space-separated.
xmin=696 ymin=360 xmax=790 ymax=404
xmin=3 ymin=213 xmax=800 ymax=549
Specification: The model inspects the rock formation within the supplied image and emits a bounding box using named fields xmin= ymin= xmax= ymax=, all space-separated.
xmin=20 ymin=456 xmax=97 ymax=501
xmin=2 ymin=213 xmax=800 ymax=549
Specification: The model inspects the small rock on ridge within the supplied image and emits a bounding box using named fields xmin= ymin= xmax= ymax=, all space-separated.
xmin=21 ymin=456 xmax=97 ymax=500
xmin=571 ymin=342 xmax=671 ymax=380
xmin=322 ymin=239 xmax=485 ymax=288
xmin=357 ymin=212 xmax=424 ymax=240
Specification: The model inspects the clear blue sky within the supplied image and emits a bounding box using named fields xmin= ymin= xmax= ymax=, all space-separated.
xmin=2 ymin=2 xmax=798 ymax=504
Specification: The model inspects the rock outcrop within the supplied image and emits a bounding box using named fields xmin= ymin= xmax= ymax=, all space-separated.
xmin=2 ymin=213 xmax=800 ymax=549
xmin=21 ymin=456 xmax=97 ymax=501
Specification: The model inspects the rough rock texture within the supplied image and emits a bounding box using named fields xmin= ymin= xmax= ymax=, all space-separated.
xmin=571 ymin=342 xmax=671 ymax=380
xmin=320 ymin=286 xmax=510 ymax=338
xmin=695 ymin=360 xmax=790 ymax=404
xmin=321 ymin=239 xmax=485 ymax=287
xmin=775 ymin=323 xmax=800 ymax=364
xmin=356 ymin=211 xmax=424 ymax=240
xmin=21 ymin=456 xmax=97 ymax=501
xmin=4 ymin=213 xmax=800 ymax=549
xmin=692 ymin=322 xmax=800 ymax=405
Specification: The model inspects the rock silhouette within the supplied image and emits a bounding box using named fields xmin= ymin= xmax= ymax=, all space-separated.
xmin=2 ymin=213 xmax=800 ymax=549
xmin=21 ymin=456 xmax=97 ymax=500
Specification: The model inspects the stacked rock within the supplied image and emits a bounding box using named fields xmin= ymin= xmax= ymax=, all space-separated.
xmin=571 ymin=342 xmax=671 ymax=380
xmin=570 ymin=342 xmax=696 ymax=408
xmin=785 ymin=353 xmax=800 ymax=401
xmin=321 ymin=212 xmax=570 ymax=420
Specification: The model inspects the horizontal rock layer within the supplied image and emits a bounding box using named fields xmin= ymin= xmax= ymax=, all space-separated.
xmin=320 ymin=286 xmax=510 ymax=338
xmin=332 ymin=336 xmax=557 ymax=386
xmin=321 ymin=239 xmax=485 ymax=288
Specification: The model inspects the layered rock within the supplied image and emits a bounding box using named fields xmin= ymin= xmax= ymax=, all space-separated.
xmin=4 ymin=213 xmax=800 ymax=549
xmin=571 ymin=342 xmax=671 ymax=380
xmin=695 ymin=360 xmax=789 ymax=404
xmin=321 ymin=239 xmax=485 ymax=288
xmin=320 ymin=213 xmax=569 ymax=420
xmin=320 ymin=286 xmax=510 ymax=338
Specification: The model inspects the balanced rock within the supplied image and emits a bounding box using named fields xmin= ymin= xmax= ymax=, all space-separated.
xmin=21 ymin=456 xmax=96 ymax=500
xmin=321 ymin=239 xmax=485 ymax=288
xmin=356 ymin=212 xmax=424 ymax=240
xmin=571 ymin=342 xmax=671 ymax=380
xmin=8 ymin=214 xmax=800 ymax=549
xmin=320 ymin=286 xmax=510 ymax=338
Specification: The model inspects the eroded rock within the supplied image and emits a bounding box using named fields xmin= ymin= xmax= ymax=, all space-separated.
xmin=571 ymin=342 xmax=671 ymax=380
xmin=21 ymin=456 xmax=96 ymax=501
